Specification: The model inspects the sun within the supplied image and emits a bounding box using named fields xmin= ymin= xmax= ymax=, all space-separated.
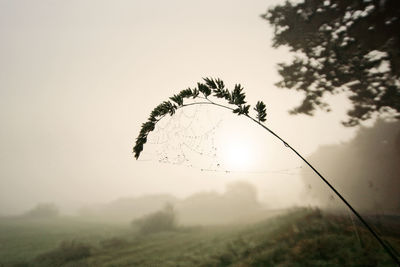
xmin=223 ymin=142 xmax=253 ymax=170
xmin=217 ymin=130 xmax=257 ymax=171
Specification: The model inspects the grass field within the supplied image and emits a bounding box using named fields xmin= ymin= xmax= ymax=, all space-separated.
xmin=1 ymin=208 xmax=399 ymax=266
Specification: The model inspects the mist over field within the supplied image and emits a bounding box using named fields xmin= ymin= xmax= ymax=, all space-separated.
xmin=0 ymin=0 xmax=356 ymax=217
xmin=1 ymin=0 xmax=400 ymax=265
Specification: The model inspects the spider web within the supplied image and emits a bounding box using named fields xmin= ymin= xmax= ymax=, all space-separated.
xmin=138 ymin=104 xmax=224 ymax=171
xmin=137 ymin=103 xmax=306 ymax=176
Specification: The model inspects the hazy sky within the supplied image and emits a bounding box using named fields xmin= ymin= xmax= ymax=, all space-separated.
xmin=0 ymin=0 xmax=357 ymax=215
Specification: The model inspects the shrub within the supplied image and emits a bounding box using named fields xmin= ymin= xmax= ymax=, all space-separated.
xmin=34 ymin=240 xmax=92 ymax=266
xmin=132 ymin=203 xmax=177 ymax=234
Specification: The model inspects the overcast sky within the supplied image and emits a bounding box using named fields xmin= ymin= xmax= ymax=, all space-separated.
xmin=0 ymin=0 xmax=357 ymax=215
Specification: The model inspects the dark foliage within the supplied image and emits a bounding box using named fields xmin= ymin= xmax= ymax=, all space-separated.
xmin=263 ymin=0 xmax=400 ymax=126
xmin=254 ymin=101 xmax=267 ymax=122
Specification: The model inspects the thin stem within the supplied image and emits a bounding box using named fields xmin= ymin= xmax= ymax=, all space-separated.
xmin=181 ymin=102 xmax=213 ymax=108
xmin=174 ymin=100 xmax=400 ymax=264
xmin=181 ymin=100 xmax=235 ymax=112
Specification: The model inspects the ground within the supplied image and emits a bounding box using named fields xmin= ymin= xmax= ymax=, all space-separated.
xmin=0 ymin=208 xmax=399 ymax=266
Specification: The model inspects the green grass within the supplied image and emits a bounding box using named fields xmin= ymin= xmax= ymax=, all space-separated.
xmin=1 ymin=208 xmax=399 ymax=266
xmin=0 ymin=217 xmax=127 ymax=265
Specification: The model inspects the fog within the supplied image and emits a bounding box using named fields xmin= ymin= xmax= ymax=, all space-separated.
xmin=1 ymin=0 xmax=393 ymax=218
xmin=301 ymin=119 xmax=400 ymax=214
xmin=75 ymin=181 xmax=271 ymax=225
xmin=2 ymin=1 xmax=400 ymax=265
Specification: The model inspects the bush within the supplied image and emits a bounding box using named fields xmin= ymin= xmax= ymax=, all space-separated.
xmin=34 ymin=240 xmax=92 ymax=266
xmin=23 ymin=203 xmax=59 ymax=219
xmin=132 ymin=203 xmax=177 ymax=234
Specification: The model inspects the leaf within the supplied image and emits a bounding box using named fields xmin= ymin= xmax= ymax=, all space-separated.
xmin=202 ymin=78 xmax=230 ymax=100
xmin=167 ymin=101 xmax=177 ymax=116
xmin=203 ymin=77 xmax=225 ymax=90
xmin=213 ymin=88 xmax=231 ymax=100
xmin=142 ymin=121 xmax=155 ymax=132
xmin=170 ymin=94 xmax=183 ymax=106
xmin=133 ymin=142 xmax=143 ymax=159
xmin=153 ymin=102 xmax=170 ymax=117
xmin=232 ymin=105 xmax=250 ymax=116
xmin=203 ymin=77 xmax=217 ymax=89
xmin=241 ymin=104 xmax=250 ymax=115
xmin=215 ymin=79 xmax=225 ymax=89
xmin=178 ymin=88 xmax=193 ymax=99
xmin=254 ymin=101 xmax=267 ymax=122
xmin=148 ymin=115 xmax=157 ymax=122
xmin=192 ymin=88 xmax=199 ymax=98
xmin=230 ymin=84 xmax=246 ymax=105
xmin=197 ymin=83 xmax=211 ymax=97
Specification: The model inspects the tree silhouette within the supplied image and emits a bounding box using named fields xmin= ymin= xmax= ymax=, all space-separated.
xmin=262 ymin=0 xmax=400 ymax=126
xmin=133 ymin=78 xmax=399 ymax=264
